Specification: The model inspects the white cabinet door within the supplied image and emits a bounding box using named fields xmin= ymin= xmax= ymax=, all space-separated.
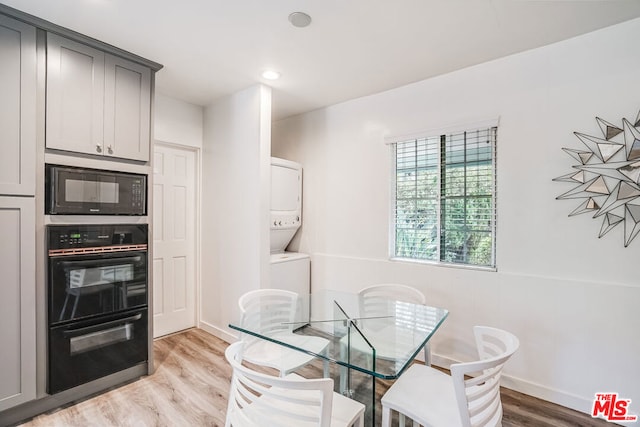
xmin=0 ymin=197 xmax=36 ymax=411
xmin=46 ymin=33 xmax=105 ymax=156
xmin=104 ymin=55 xmax=151 ymax=161
xmin=0 ymin=15 xmax=36 ymax=196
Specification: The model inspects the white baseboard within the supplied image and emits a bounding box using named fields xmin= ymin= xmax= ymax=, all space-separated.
xmin=198 ymin=320 xmax=237 ymax=344
xmin=430 ymin=353 xmax=593 ymax=416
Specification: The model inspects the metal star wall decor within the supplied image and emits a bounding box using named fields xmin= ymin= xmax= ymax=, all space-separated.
xmin=554 ymin=110 xmax=640 ymax=247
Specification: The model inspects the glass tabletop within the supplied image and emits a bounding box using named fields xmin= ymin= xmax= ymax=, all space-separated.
xmin=229 ymin=288 xmax=449 ymax=380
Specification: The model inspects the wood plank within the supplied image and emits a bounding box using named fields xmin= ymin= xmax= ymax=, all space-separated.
xmin=17 ymin=328 xmax=616 ymax=427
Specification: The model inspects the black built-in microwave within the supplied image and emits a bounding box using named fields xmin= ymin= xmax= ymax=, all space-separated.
xmin=45 ymin=164 xmax=147 ymax=215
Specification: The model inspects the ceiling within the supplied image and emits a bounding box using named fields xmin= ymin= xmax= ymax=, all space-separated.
xmin=5 ymin=0 xmax=640 ymax=120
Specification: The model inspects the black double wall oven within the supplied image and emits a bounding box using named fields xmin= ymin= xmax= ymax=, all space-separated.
xmin=47 ymin=223 xmax=149 ymax=394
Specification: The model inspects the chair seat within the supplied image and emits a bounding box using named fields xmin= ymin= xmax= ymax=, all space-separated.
xmin=242 ymin=333 xmax=329 ymax=374
xmin=345 ymin=325 xmax=423 ymax=361
xmin=382 ymin=326 xmax=518 ymax=427
xmin=237 ymin=399 xmax=363 ymax=427
xmin=326 ymin=388 xmax=366 ymax=427
xmin=227 ymin=371 xmax=364 ymax=427
xmin=381 ymin=364 xmax=463 ymax=427
xmin=237 ymin=289 xmax=331 ymax=377
xmin=226 ymin=340 xmax=364 ymax=427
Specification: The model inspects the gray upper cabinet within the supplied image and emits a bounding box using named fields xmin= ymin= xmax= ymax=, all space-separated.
xmin=104 ymin=54 xmax=151 ymax=161
xmin=0 ymin=14 xmax=36 ymax=196
xmin=46 ymin=34 xmax=104 ymax=157
xmin=46 ymin=33 xmax=151 ymax=162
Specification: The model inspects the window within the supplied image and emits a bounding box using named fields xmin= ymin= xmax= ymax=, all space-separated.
xmin=391 ymin=125 xmax=497 ymax=268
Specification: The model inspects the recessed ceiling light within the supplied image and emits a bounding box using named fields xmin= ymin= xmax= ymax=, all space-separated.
xmin=262 ymin=70 xmax=281 ymax=80
xmin=288 ymin=12 xmax=312 ymax=28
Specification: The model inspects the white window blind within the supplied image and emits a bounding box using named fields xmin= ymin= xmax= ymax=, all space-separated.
xmin=392 ymin=126 xmax=496 ymax=268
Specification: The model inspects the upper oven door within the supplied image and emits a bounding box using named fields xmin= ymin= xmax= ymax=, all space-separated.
xmin=45 ymin=164 xmax=147 ymax=215
xmin=49 ymin=250 xmax=148 ymax=325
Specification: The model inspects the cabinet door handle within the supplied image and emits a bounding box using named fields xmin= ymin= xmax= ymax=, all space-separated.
xmin=96 ymin=144 xmax=102 ymax=153
xmin=107 ymin=145 xmax=113 ymax=154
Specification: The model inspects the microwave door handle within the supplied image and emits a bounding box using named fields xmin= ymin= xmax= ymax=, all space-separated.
xmin=63 ymin=313 xmax=142 ymax=338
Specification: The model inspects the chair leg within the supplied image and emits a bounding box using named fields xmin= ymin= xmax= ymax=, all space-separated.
xmin=70 ymin=295 xmax=80 ymax=319
xmin=323 ymin=359 xmax=330 ymax=378
xmin=121 ymin=285 xmax=127 ymax=308
xmin=339 ymin=342 xmax=348 ymax=393
xmin=339 ymin=365 xmax=348 ymax=394
xmin=59 ymin=294 xmax=70 ymax=321
xmin=381 ymin=406 xmax=392 ymax=427
xmin=423 ymin=342 xmax=431 ymax=366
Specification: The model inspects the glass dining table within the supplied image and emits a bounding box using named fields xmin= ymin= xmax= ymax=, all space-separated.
xmin=229 ymin=289 xmax=449 ymax=426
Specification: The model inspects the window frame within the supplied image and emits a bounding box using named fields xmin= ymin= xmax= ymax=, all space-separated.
xmin=388 ymin=121 xmax=498 ymax=271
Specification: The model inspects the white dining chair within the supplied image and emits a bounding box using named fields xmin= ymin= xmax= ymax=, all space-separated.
xmin=358 ymin=284 xmax=430 ymax=364
xmin=339 ymin=284 xmax=429 ymax=393
xmin=380 ymin=326 xmax=520 ymax=427
xmin=225 ymin=341 xmax=365 ymax=427
xmin=238 ymin=289 xmax=330 ymax=377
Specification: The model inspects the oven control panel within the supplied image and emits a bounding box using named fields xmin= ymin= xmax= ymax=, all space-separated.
xmin=47 ymin=224 xmax=148 ymax=250
xmin=55 ymin=232 xmax=107 ymax=247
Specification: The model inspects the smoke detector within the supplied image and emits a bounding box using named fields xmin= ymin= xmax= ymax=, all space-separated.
xmin=288 ymin=12 xmax=312 ymax=28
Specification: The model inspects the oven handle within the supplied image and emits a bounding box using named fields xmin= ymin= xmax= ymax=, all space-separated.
xmin=63 ymin=313 xmax=142 ymax=338
xmin=59 ymin=256 xmax=143 ymax=267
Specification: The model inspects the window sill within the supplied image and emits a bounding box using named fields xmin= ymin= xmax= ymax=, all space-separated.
xmin=388 ymin=256 xmax=497 ymax=272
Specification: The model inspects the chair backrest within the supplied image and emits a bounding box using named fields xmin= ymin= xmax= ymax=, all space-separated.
xmin=69 ymin=269 xmax=86 ymax=288
xmin=225 ymin=341 xmax=334 ymax=427
xmin=358 ymin=284 xmax=426 ymax=318
xmin=238 ymin=289 xmax=298 ymax=335
xmin=450 ymin=326 xmax=520 ymax=427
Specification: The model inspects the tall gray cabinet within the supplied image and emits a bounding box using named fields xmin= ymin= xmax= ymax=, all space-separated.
xmin=0 ymin=14 xmax=37 ymax=411
xmin=0 ymin=3 xmax=161 ymax=423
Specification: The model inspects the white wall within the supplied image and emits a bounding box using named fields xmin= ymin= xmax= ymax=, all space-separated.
xmin=200 ymin=84 xmax=272 ymax=341
xmin=272 ymin=18 xmax=640 ymax=416
xmin=154 ymin=93 xmax=203 ymax=148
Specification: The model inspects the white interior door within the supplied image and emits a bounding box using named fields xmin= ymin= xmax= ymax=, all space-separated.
xmin=153 ymin=143 xmax=197 ymax=338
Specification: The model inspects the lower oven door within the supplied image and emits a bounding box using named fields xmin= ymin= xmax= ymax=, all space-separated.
xmin=48 ymin=309 xmax=148 ymax=394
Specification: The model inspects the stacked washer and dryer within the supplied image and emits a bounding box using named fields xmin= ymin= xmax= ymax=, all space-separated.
xmin=268 ymin=157 xmax=310 ymax=321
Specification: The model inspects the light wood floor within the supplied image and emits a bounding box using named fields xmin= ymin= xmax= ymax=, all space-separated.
xmin=17 ymin=328 xmax=615 ymax=427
